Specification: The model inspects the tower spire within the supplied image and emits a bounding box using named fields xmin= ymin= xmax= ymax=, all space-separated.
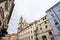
xmin=18 ymin=16 xmax=29 ymax=32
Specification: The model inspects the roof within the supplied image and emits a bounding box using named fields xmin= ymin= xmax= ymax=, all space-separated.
xmin=46 ymin=2 xmax=60 ymax=13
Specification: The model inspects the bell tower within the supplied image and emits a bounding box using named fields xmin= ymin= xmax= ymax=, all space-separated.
xmin=18 ymin=16 xmax=29 ymax=33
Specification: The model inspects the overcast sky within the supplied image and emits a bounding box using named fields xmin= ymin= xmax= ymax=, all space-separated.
xmin=7 ymin=0 xmax=60 ymax=34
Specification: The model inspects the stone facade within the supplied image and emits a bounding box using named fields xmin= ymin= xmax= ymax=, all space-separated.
xmin=0 ymin=0 xmax=15 ymax=40
xmin=17 ymin=15 xmax=56 ymax=40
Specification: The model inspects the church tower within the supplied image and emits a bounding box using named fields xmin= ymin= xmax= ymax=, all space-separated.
xmin=18 ymin=16 xmax=29 ymax=33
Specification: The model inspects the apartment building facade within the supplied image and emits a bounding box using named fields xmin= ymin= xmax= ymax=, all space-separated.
xmin=46 ymin=2 xmax=60 ymax=40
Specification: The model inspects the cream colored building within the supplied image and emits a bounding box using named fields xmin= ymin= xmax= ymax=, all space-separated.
xmin=18 ymin=15 xmax=56 ymax=40
xmin=9 ymin=33 xmax=17 ymax=40
xmin=2 ymin=33 xmax=17 ymax=40
xmin=36 ymin=16 xmax=56 ymax=40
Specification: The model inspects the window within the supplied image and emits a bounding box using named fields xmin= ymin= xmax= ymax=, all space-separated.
xmin=36 ymin=38 xmax=38 ymax=40
xmin=42 ymin=17 xmax=46 ymax=20
xmin=31 ymin=31 xmax=32 ymax=33
xmin=29 ymin=36 xmax=30 ymax=40
xmin=51 ymin=37 xmax=54 ymax=40
xmin=42 ymin=35 xmax=47 ymax=40
xmin=45 ymin=25 xmax=48 ymax=29
xmin=49 ymin=10 xmax=51 ymax=12
xmin=51 ymin=14 xmax=54 ymax=18
xmin=0 ymin=7 xmax=4 ymax=18
xmin=31 ymin=35 xmax=33 ymax=39
xmin=40 ymin=24 xmax=41 ymax=26
xmin=5 ymin=2 xmax=8 ymax=10
xmin=45 ymin=21 xmax=47 ymax=24
xmin=49 ymin=31 xmax=52 ymax=35
xmin=45 ymin=17 xmax=46 ymax=19
xmin=43 ymin=19 xmax=44 ymax=20
xmin=59 ymin=10 xmax=60 ymax=12
xmin=35 ymin=21 xmax=37 ymax=24
xmin=54 ymin=19 xmax=59 ymax=25
xmin=9 ymin=0 xmax=11 ymax=1
xmin=36 ymin=27 xmax=38 ymax=31
xmin=55 ymin=22 xmax=59 ymax=25
xmin=40 ymin=28 xmax=42 ymax=30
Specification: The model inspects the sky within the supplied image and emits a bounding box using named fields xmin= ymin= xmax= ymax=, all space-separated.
xmin=7 ymin=0 xmax=60 ymax=34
